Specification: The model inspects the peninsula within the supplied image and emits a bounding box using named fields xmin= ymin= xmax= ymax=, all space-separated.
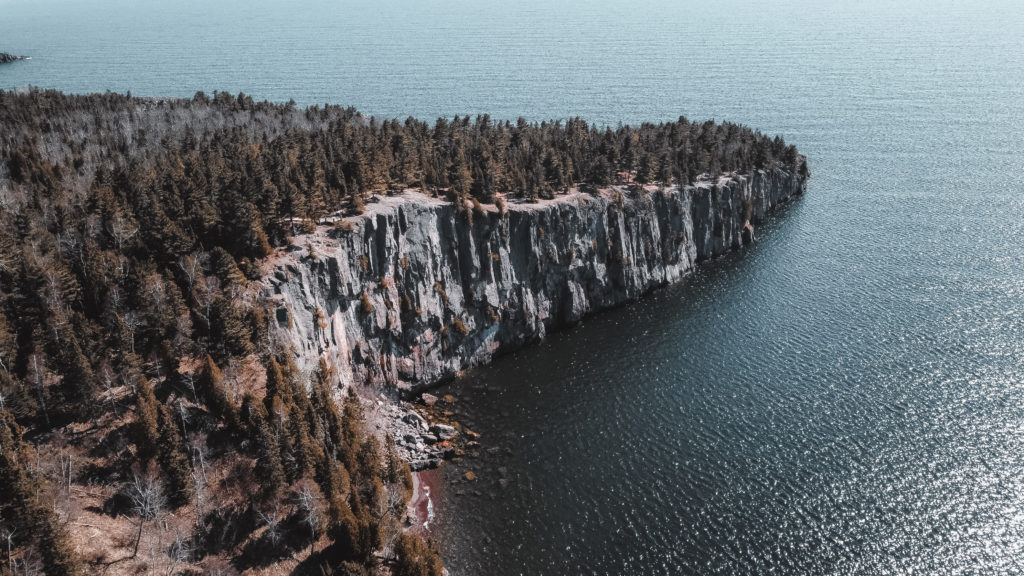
xmin=0 ymin=89 xmax=807 ymax=575
xmin=0 ymin=52 xmax=28 ymax=64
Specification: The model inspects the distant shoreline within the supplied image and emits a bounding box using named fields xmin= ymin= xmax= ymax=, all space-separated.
xmin=0 ymin=53 xmax=29 ymax=64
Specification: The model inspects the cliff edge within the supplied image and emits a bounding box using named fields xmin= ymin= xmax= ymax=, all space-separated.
xmin=263 ymin=167 xmax=807 ymax=393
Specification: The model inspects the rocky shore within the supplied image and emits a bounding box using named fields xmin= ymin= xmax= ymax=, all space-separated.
xmin=374 ymin=396 xmax=460 ymax=471
xmin=263 ymin=166 xmax=807 ymax=395
xmin=265 ymin=166 xmax=806 ymax=472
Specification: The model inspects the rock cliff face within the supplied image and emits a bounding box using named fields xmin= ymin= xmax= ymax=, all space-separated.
xmin=263 ymin=168 xmax=806 ymax=394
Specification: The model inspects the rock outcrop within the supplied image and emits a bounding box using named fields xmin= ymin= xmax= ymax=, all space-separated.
xmin=0 ymin=53 xmax=27 ymax=64
xmin=263 ymin=167 xmax=807 ymax=394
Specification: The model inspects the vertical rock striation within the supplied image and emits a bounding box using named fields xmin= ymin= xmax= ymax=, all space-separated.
xmin=263 ymin=167 xmax=806 ymax=394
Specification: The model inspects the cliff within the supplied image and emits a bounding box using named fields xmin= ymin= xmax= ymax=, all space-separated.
xmin=263 ymin=167 xmax=806 ymax=394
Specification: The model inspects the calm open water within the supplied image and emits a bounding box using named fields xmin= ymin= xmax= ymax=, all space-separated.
xmin=4 ymin=0 xmax=1024 ymax=573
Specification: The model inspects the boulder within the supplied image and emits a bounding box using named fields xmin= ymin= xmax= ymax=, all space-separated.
xmin=409 ymin=458 xmax=440 ymax=472
xmin=432 ymin=424 xmax=457 ymax=440
xmin=402 ymin=412 xmax=427 ymax=431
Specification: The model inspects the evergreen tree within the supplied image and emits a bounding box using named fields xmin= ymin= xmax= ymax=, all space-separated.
xmin=133 ymin=378 xmax=161 ymax=462
xmin=447 ymin=147 xmax=473 ymax=201
xmin=37 ymin=516 xmax=81 ymax=576
xmin=209 ymin=296 xmax=253 ymax=358
xmin=52 ymin=337 xmax=101 ymax=420
xmin=199 ymin=355 xmax=239 ymax=427
xmin=243 ymin=394 xmax=285 ymax=498
xmin=0 ymin=412 xmax=80 ymax=575
xmin=392 ymin=532 xmax=443 ymax=576
xmin=326 ymin=496 xmax=362 ymax=562
xmin=156 ymin=403 xmax=193 ymax=508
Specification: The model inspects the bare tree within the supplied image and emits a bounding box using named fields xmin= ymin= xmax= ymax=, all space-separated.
xmin=121 ymin=311 xmax=142 ymax=354
xmin=84 ymin=213 xmax=103 ymax=240
xmin=106 ymin=284 xmax=123 ymax=315
xmin=14 ymin=544 xmax=42 ymax=576
xmin=100 ymin=363 xmax=120 ymax=417
xmin=139 ymin=272 xmax=167 ymax=311
xmin=1 ymin=524 xmax=15 ymax=574
xmin=115 ymin=254 xmax=130 ymax=281
xmin=182 ymin=371 xmax=198 ymax=403
xmin=177 ymin=252 xmax=207 ymax=293
xmin=169 ymin=530 xmax=192 ymax=565
xmin=194 ymin=276 xmax=220 ymax=324
xmin=191 ymin=465 xmax=208 ymax=532
xmin=190 ymin=432 xmax=209 ymax=483
xmin=128 ymin=469 xmax=166 ymax=558
xmin=55 ymin=231 xmax=80 ymax=261
xmin=256 ymin=502 xmax=283 ymax=546
xmin=29 ymin=355 xmax=49 ymax=426
xmin=107 ymin=212 xmax=138 ymax=251
xmin=293 ymin=481 xmax=323 ymax=554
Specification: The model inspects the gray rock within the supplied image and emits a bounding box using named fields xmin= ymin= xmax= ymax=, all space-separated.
xmin=402 ymin=412 xmax=427 ymax=431
xmin=262 ymin=171 xmax=806 ymax=394
xmin=421 ymin=393 xmax=438 ymax=406
xmin=432 ymin=424 xmax=457 ymax=440
xmin=409 ymin=458 xmax=440 ymax=472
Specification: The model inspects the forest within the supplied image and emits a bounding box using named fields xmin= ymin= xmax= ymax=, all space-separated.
xmin=0 ymin=88 xmax=803 ymax=574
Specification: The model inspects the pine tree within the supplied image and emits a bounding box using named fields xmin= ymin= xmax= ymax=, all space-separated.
xmin=287 ymin=415 xmax=318 ymax=482
xmin=156 ymin=403 xmax=193 ymax=508
xmin=310 ymin=360 xmax=345 ymax=461
xmin=393 ymin=533 xmax=444 ymax=576
xmin=200 ymin=355 xmax=239 ymax=427
xmin=326 ymin=496 xmax=362 ymax=562
xmin=0 ymin=369 xmax=37 ymax=421
xmin=0 ymin=412 xmax=81 ymax=575
xmin=38 ymin=514 xmax=81 ymax=576
xmin=447 ymin=147 xmax=473 ymax=201
xmin=210 ymin=296 xmax=253 ymax=358
xmin=356 ymin=437 xmax=382 ymax=483
xmin=264 ymin=357 xmax=293 ymax=411
xmin=210 ymin=247 xmax=247 ymax=288
xmin=133 ymin=379 xmax=160 ymax=462
xmin=0 ymin=411 xmax=37 ymax=536
xmin=53 ymin=337 xmax=101 ymax=420
xmin=243 ymin=394 xmax=285 ymax=498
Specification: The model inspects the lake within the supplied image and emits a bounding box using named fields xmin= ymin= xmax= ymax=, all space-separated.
xmin=4 ymin=0 xmax=1024 ymax=573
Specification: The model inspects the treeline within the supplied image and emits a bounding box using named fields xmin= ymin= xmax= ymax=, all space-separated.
xmin=0 ymin=89 xmax=804 ymax=254
xmin=0 ymin=88 xmax=801 ymax=573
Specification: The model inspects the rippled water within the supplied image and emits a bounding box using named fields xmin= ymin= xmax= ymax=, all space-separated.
xmin=5 ymin=0 xmax=1024 ymax=573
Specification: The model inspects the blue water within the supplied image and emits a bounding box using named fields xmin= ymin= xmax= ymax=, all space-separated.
xmin=5 ymin=0 xmax=1024 ymax=573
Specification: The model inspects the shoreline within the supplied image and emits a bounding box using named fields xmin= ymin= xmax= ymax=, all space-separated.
xmin=409 ymin=467 xmax=445 ymax=533
xmin=265 ymin=167 xmax=808 ymax=397
xmin=0 ymin=53 xmax=28 ymax=64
